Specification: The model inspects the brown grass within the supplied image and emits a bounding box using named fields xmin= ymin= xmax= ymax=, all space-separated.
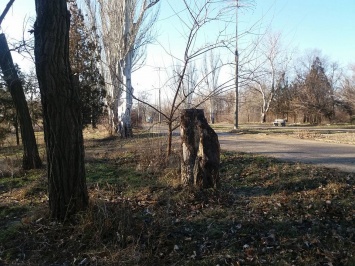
xmin=0 ymin=129 xmax=354 ymax=265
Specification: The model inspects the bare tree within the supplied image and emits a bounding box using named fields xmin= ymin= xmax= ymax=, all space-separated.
xmin=135 ymin=90 xmax=151 ymax=123
xmin=133 ymin=0 xmax=238 ymax=156
xmin=202 ymin=51 xmax=222 ymax=124
xmin=339 ymin=64 xmax=355 ymax=119
xmin=86 ymin=0 xmax=160 ymax=137
xmin=247 ymin=32 xmax=292 ymax=123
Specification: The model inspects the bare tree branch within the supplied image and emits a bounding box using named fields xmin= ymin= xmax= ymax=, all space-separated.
xmin=0 ymin=0 xmax=15 ymax=26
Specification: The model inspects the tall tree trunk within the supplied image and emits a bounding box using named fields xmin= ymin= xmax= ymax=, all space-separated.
xmin=0 ymin=34 xmax=42 ymax=169
xmin=14 ymin=113 xmax=19 ymax=146
xmin=34 ymin=0 xmax=88 ymax=220
xmin=209 ymin=98 xmax=215 ymax=124
xmin=261 ymin=112 xmax=266 ymax=123
xmin=118 ymin=0 xmax=133 ymax=138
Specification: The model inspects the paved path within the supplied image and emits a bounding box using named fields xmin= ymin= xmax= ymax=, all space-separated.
xmin=218 ymin=133 xmax=355 ymax=173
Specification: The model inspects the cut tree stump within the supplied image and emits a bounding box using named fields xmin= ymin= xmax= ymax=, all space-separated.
xmin=180 ymin=109 xmax=220 ymax=189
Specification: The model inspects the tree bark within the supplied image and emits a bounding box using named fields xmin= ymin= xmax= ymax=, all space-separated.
xmin=209 ymin=99 xmax=215 ymax=124
xmin=34 ymin=0 xmax=88 ymax=220
xmin=261 ymin=112 xmax=266 ymax=123
xmin=167 ymin=121 xmax=174 ymax=157
xmin=120 ymin=0 xmax=133 ymax=138
xmin=180 ymin=109 xmax=220 ymax=188
xmin=0 ymin=33 xmax=42 ymax=169
xmin=14 ymin=113 xmax=19 ymax=146
xmin=180 ymin=110 xmax=199 ymax=186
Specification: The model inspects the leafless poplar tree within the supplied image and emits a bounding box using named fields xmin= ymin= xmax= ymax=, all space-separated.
xmin=84 ymin=0 xmax=159 ymax=136
xmin=202 ymin=51 xmax=222 ymax=124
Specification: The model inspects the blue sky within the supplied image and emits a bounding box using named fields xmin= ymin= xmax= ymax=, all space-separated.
xmin=145 ymin=0 xmax=355 ymax=62
xmin=243 ymin=0 xmax=355 ymax=65
xmin=1 ymin=0 xmax=36 ymax=70
xmin=1 ymin=0 xmax=354 ymax=77
xmin=134 ymin=0 xmax=355 ymax=97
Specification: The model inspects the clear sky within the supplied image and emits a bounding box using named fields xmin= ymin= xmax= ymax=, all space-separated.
xmin=134 ymin=0 xmax=355 ymax=98
xmin=1 ymin=0 xmax=354 ymax=91
xmin=1 ymin=0 xmax=36 ymax=69
xmin=246 ymin=0 xmax=355 ymax=65
xmin=143 ymin=0 xmax=355 ymax=60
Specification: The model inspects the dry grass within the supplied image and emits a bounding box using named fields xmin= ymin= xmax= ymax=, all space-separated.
xmin=0 ymin=129 xmax=354 ymax=265
xmin=293 ymin=129 xmax=355 ymax=145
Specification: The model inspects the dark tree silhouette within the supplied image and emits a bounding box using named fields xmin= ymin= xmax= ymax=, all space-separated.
xmin=0 ymin=33 xmax=42 ymax=170
xmin=68 ymin=0 xmax=106 ymax=129
xmin=34 ymin=0 xmax=88 ymax=220
xmin=295 ymin=57 xmax=334 ymax=124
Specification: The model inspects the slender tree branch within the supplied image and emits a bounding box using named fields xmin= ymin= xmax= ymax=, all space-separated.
xmin=0 ymin=0 xmax=15 ymax=26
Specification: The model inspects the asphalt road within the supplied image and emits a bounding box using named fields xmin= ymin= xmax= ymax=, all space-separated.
xmin=218 ymin=133 xmax=355 ymax=173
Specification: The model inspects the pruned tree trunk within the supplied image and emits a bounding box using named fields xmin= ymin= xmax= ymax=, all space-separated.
xmin=180 ymin=110 xmax=200 ymax=186
xmin=34 ymin=0 xmax=88 ymax=220
xmin=180 ymin=109 xmax=220 ymax=189
xmin=0 ymin=33 xmax=42 ymax=170
xmin=194 ymin=110 xmax=220 ymax=188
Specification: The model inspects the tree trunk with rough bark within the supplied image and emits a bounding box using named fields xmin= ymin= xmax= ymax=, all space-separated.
xmin=0 ymin=33 xmax=42 ymax=170
xmin=194 ymin=110 xmax=220 ymax=188
xmin=34 ymin=0 xmax=88 ymax=220
xmin=14 ymin=115 xmax=20 ymax=146
xmin=167 ymin=121 xmax=174 ymax=157
xmin=180 ymin=109 xmax=200 ymax=186
xmin=180 ymin=109 xmax=220 ymax=189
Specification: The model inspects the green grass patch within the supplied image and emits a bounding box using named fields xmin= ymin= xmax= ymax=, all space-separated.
xmin=0 ymin=169 xmax=44 ymax=192
xmin=86 ymin=154 xmax=162 ymax=197
xmin=86 ymin=162 xmax=120 ymax=184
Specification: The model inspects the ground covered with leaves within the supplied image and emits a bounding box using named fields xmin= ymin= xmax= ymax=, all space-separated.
xmin=0 ymin=132 xmax=354 ymax=265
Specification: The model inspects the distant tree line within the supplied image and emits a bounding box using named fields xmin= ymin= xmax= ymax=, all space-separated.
xmin=238 ymin=54 xmax=354 ymax=125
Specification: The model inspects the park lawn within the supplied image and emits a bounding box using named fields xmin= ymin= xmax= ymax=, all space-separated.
xmin=0 ymin=132 xmax=354 ymax=265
